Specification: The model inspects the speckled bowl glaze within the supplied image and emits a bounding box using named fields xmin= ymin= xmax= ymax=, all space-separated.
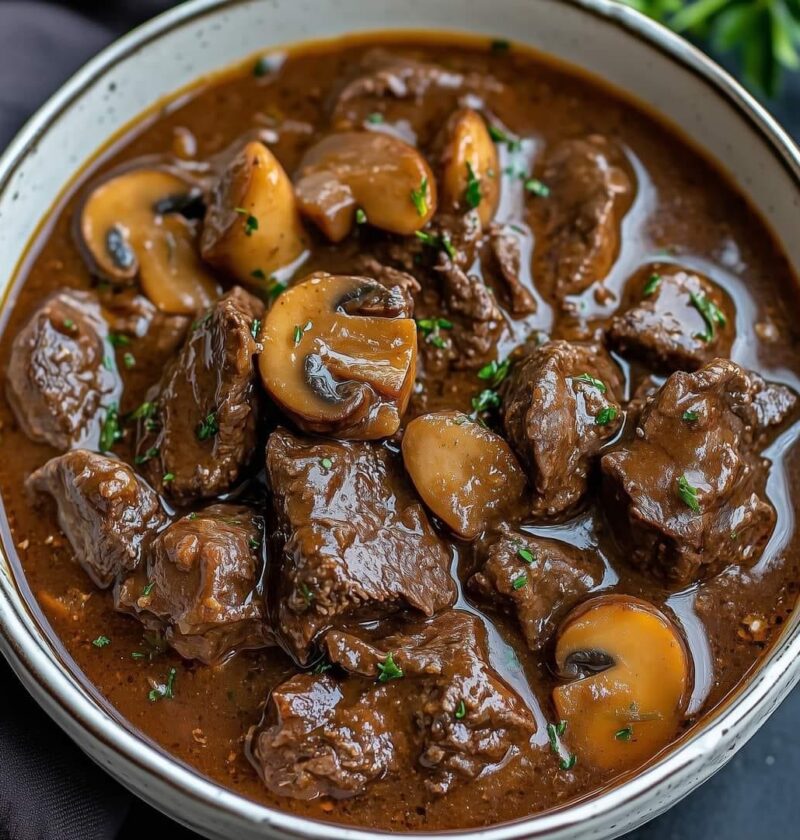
xmin=1 ymin=1 xmax=799 ymax=838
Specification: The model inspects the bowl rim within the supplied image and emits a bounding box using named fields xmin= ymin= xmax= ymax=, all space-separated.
xmin=1 ymin=1 xmax=799 ymax=839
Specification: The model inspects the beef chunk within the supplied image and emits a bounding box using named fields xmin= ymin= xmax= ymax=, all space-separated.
xmin=601 ymin=359 xmax=796 ymax=584
xmin=116 ymin=504 xmax=269 ymax=663
xmin=246 ymin=611 xmax=533 ymax=799
xmin=606 ymin=264 xmax=734 ymax=372
xmin=266 ymin=428 xmax=456 ymax=663
xmin=532 ymin=137 xmax=633 ymax=301
xmin=353 ymin=255 xmax=419 ymax=316
xmin=26 ymin=450 xmax=167 ymax=588
xmin=501 ymin=341 xmax=624 ymax=516
xmin=487 ymin=224 xmax=537 ymax=315
xmin=136 ymin=287 xmax=264 ymax=503
xmin=469 ymin=527 xmax=603 ymax=649
xmin=6 ymin=290 xmax=121 ymax=451
xmin=102 ymin=291 xmax=190 ymax=357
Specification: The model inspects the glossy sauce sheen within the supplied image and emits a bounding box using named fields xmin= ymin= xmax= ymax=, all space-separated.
xmin=1 ymin=35 xmax=799 ymax=830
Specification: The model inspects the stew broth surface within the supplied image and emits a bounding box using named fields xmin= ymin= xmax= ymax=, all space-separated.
xmin=1 ymin=33 xmax=799 ymax=831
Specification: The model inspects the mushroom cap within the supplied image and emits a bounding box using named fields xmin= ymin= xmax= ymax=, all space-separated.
xmin=259 ymin=273 xmax=417 ymax=439
xmin=439 ymin=108 xmax=500 ymax=227
xmin=553 ymin=594 xmax=691 ymax=772
xmin=77 ymin=167 xmax=219 ymax=315
xmin=402 ymin=410 xmax=526 ymax=539
xmin=294 ymin=131 xmax=437 ymax=242
xmin=200 ymin=140 xmax=309 ymax=286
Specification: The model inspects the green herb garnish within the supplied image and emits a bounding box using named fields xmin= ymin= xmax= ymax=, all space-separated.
xmin=377 ymin=652 xmax=404 ymax=683
xmin=196 ymin=412 xmax=219 ymax=441
xmin=134 ymin=447 xmax=159 ymax=465
xmin=517 ymin=547 xmax=535 ymax=564
xmin=471 ymin=388 xmax=501 ymax=414
xmin=129 ymin=401 xmax=156 ymax=421
xmin=320 ymin=457 xmax=333 ymax=470
xmin=92 ymin=635 xmax=111 ymax=648
xmin=595 ymin=405 xmax=619 ymax=426
xmin=677 ymin=474 xmax=701 ymax=512
xmin=464 ymin=162 xmax=482 ymax=209
xmin=99 ymin=403 xmax=123 ymax=452
xmin=524 ymin=177 xmax=550 ymax=197
xmin=148 ymin=667 xmax=177 ymax=702
xmin=689 ymin=291 xmax=727 ymax=342
xmin=477 ymin=358 xmax=510 ymax=388
xmin=547 ymin=720 xmax=576 ymax=771
xmin=366 ymin=112 xmax=384 ymax=124
xmin=142 ymin=581 xmax=155 ymax=597
xmin=615 ymin=726 xmax=634 ymax=741
xmin=63 ymin=318 xmax=76 ymax=331
xmin=643 ymin=272 xmax=662 ymax=296
xmin=253 ymin=55 xmax=272 ymax=77
xmin=108 ymin=333 xmax=130 ymax=347
xmin=682 ymin=409 xmax=700 ymax=422
xmin=355 ymin=207 xmax=367 ymax=224
xmin=410 ymin=176 xmax=430 ymax=217
xmin=488 ymin=124 xmax=522 ymax=151
xmin=574 ymin=372 xmax=607 ymax=393
xmin=162 ymin=473 xmax=175 ymax=483
xmin=455 ymin=700 xmax=467 ymax=719
xmin=123 ymin=352 xmax=135 ymax=369
xmin=415 ymin=230 xmax=457 ymax=260
xmin=490 ymin=38 xmax=511 ymax=53
xmin=235 ymin=207 xmax=259 ymax=236
xmin=250 ymin=318 xmax=261 ymax=340
xmin=511 ymin=574 xmax=528 ymax=590
xmin=293 ymin=320 xmax=312 ymax=345
xmin=299 ymin=583 xmax=314 ymax=604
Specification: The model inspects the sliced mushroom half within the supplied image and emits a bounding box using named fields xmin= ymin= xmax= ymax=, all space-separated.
xmin=200 ymin=140 xmax=309 ymax=287
xmin=294 ymin=132 xmax=437 ymax=242
xmin=259 ymin=273 xmax=417 ymax=439
xmin=439 ymin=108 xmax=500 ymax=227
xmin=402 ymin=410 xmax=526 ymax=539
xmin=553 ymin=595 xmax=691 ymax=772
xmin=78 ymin=168 xmax=219 ymax=314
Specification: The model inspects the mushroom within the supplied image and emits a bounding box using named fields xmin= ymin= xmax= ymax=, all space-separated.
xmin=439 ymin=108 xmax=500 ymax=227
xmin=200 ymin=140 xmax=309 ymax=287
xmin=78 ymin=168 xmax=219 ymax=314
xmin=294 ymin=131 xmax=437 ymax=242
xmin=552 ymin=595 xmax=691 ymax=772
xmin=402 ymin=410 xmax=526 ymax=539
xmin=258 ymin=273 xmax=417 ymax=439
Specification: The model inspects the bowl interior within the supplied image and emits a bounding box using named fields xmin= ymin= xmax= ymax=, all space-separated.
xmin=1 ymin=1 xmax=799 ymax=839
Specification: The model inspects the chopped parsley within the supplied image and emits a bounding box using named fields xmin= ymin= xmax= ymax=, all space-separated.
xmin=250 ymin=318 xmax=261 ymax=340
xmin=320 ymin=457 xmax=333 ymax=471
xmin=108 ymin=333 xmax=130 ymax=347
xmin=129 ymin=401 xmax=156 ymax=422
xmin=142 ymin=581 xmax=155 ymax=597
xmin=615 ymin=726 xmax=634 ymax=741
xmin=235 ymin=207 xmax=259 ymax=236
xmin=196 ymin=412 xmax=219 ymax=441
xmin=574 ymin=372 xmax=607 ymax=393
xmin=477 ymin=358 xmax=510 ymax=388
xmin=148 ymin=667 xmax=177 ymax=702
xmin=677 ymin=474 xmax=701 ymax=512
xmin=377 ymin=652 xmax=404 ymax=683
xmin=293 ymin=320 xmax=312 ymax=345
xmin=135 ymin=446 xmax=159 ymax=465
xmin=253 ymin=55 xmax=272 ymax=77
xmin=689 ymin=291 xmax=727 ymax=342
xmin=511 ymin=574 xmax=528 ymax=590
xmin=471 ymin=388 xmax=501 ymax=414
xmin=187 ymin=512 xmax=198 ymax=521
xmin=643 ymin=272 xmax=662 ymax=297
xmin=248 ymin=537 xmax=262 ymax=550
xmin=63 ymin=318 xmax=76 ymax=331
xmin=682 ymin=410 xmax=700 ymax=422
xmin=488 ymin=124 xmax=522 ymax=151
xmin=251 ymin=269 xmax=287 ymax=300
xmin=162 ymin=473 xmax=175 ymax=483
xmin=410 ymin=177 xmax=430 ymax=217
xmin=92 ymin=635 xmax=111 ymax=648
xmin=524 ymin=177 xmax=550 ymax=197
xmin=415 ymin=230 xmax=457 ymax=260
xmin=416 ymin=317 xmax=453 ymax=350
xmin=99 ymin=403 xmax=123 ymax=452
xmin=102 ymin=355 xmax=114 ymax=372
xmin=464 ymin=162 xmax=482 ymax=209
xmin=547 ymin=720 xmax=576 ymax=771
xmin=517 ymin=547 xmax=535 ymax=564
xmin=312 ymin=659 xmax=332 ymax=675
xmin=355 ymin=207 xmax=367 ymax=225
xmin=455 ymin=700 xmax=467 ymax=719
xmin=595 ymin=405 xmax=619 ymax=427
xmin=366 ymin=112 xmax=384 ymax=125
xmin=123 ymin=352 xmax=135 ymax=369
xmin=490 ymin=38 xmax=511 ymax=53
xmin=299 ymin=583 xmax=314 ymax=604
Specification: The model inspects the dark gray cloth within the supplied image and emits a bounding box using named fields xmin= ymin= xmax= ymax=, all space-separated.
xmin=0 ymin=2 xmax=798 ymax=838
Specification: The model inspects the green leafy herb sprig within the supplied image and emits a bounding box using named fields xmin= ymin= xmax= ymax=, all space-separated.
xmin=622 ymin=0 xmax=800 ymax=97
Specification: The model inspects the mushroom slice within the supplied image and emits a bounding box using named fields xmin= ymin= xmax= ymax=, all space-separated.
xmin=402 ymin=410 xmax=526 ymax=539
xmin=439 ymin=109 xmax=500 ymax=227
xmin=78 ymin=168 xmax=219 ymax=314
xmin=259 ymin=273 xmax=417 ymax=439
xmin=294 ymin=132 xmax=436 ymax=242
xmin=200 ymin=140 xmax=309 ymax=286
xmin=553 ymin=595 xmax=691 ymax=772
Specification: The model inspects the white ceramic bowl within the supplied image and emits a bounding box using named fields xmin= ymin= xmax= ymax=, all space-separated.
xmin=1 ymin=1 xmax=799 ymax=838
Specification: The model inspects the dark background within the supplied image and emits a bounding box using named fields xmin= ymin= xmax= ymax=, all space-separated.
xmin=0 ymin=2 xmax=798 ymax=838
